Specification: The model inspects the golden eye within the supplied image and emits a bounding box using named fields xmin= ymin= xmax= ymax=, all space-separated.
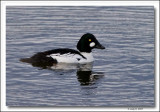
xmin=89 ymin=39 xmax=91 ymax=42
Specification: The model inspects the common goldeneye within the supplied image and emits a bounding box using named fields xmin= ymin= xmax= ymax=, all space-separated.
xmin=20 ymin=33 xmax=105 ymax=67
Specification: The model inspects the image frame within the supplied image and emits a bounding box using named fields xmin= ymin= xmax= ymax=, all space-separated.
xmin=1 ymin=0 xmax=159 ymax=111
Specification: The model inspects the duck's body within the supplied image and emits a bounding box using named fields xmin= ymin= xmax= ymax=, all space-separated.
xmin=20 ymin=33 xmax=105 ymax=67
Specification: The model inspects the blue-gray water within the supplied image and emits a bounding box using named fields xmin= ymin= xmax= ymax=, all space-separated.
xmin=6 ymin=6 xmax=154 ymax=106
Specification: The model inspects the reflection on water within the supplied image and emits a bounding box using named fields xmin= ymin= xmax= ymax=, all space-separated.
xmin=21 ymin=60 xmax=104 ymax=86
xmin=77 ymin=71 xmax=104 ymax=86
xmin=50 ymin=63 xmax=104 ymax=86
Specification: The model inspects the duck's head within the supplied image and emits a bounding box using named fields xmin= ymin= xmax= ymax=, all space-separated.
xmin=77 ymin=33 xmax=105 ymax=53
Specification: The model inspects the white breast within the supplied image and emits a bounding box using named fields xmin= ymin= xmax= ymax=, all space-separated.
xmin=48 ymin=52 xmax=94 ymax=64
xmin=79 ymin=52 xmax=94 ymax=63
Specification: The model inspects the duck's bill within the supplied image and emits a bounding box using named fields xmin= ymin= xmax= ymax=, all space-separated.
xmin=95 ymin=43 xmax=105 ymax=49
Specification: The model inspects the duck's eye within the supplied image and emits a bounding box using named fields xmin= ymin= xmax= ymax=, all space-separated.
xmin=89 ymin=39 xmax=92 ymax=42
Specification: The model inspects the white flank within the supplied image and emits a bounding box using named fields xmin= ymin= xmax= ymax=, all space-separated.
xmin=49 ymin=53 xmax=83 ymax=63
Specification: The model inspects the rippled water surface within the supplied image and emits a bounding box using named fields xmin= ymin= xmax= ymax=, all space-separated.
xmin=6 ymin=6 xmax=154 ymax=106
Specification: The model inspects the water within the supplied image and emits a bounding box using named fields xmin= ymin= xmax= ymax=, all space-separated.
xmin=6 ymin=6 xmax=154 ymax=106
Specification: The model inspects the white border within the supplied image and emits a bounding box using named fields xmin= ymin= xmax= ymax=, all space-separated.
xmin=1 ymin=1 xmax=159 ymax=111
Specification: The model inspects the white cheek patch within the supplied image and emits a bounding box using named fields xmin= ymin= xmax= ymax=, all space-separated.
xmin=90 ymin=42 xmax=95 ymax=47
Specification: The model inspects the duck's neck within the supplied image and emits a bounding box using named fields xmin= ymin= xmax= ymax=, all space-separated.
xmin=80 ymin=52 xmax=94 ymax=62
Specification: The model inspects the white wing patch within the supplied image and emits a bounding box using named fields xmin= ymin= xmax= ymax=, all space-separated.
xmin=48 ymin=53 xmax=84 ymax=63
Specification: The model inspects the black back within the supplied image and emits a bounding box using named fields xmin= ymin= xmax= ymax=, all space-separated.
xmin=43 ymin=48 xmax=86 ymax=59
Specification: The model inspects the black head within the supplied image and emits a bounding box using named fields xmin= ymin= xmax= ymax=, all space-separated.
xmin=77 ymin=33 xmax=105 ymax=53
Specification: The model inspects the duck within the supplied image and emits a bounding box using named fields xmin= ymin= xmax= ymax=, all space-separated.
xmin=20 ymin=33 xmax=105 ymax=67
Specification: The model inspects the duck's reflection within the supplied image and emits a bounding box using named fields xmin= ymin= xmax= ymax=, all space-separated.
xmin=20 ymin=59 xmax=104 ymax=86
xmin=77 ymin=70 xmax=104 ymax=86
xmin=49 ymin=62 xmax=104 ymax=86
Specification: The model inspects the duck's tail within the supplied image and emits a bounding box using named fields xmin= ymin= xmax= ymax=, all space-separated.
xmin=20 ymin=56 xmax=57 ymax=68
xmin=20 ymin=58 xmax=32 ymax=63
